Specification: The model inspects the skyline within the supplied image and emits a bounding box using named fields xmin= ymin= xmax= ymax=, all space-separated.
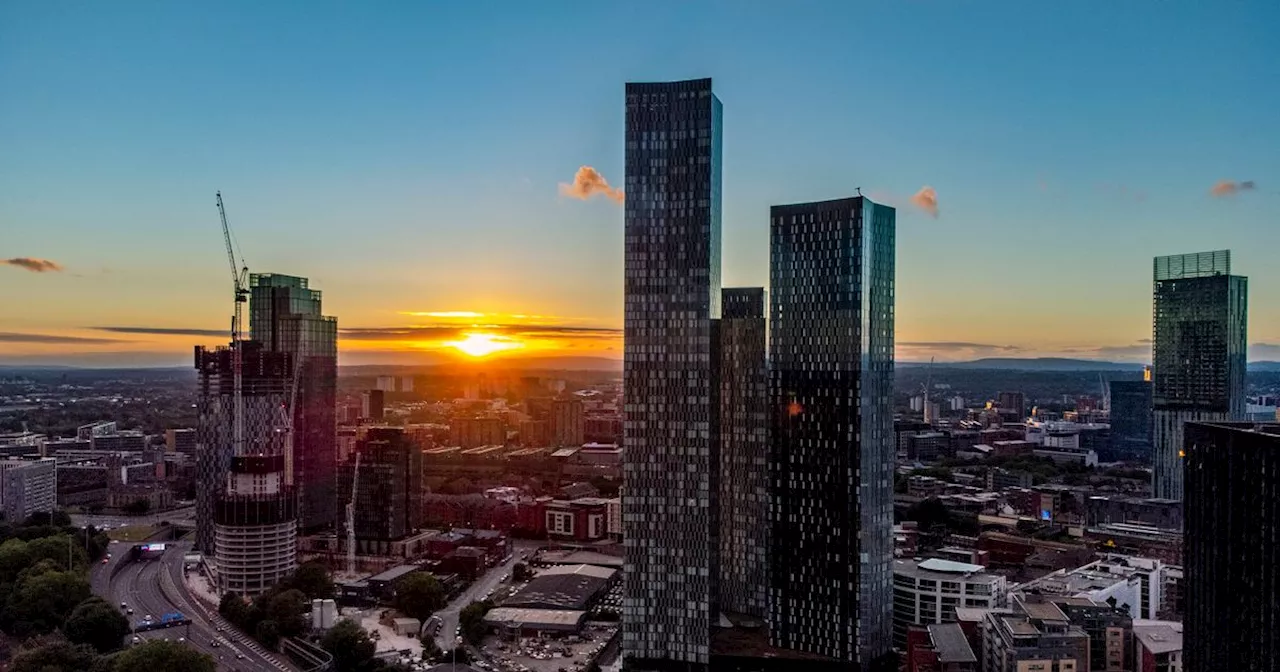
xmin=3 ymin=2 xmax=1278 ymax=367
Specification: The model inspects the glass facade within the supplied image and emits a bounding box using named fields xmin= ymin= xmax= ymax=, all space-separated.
xmin=249 ymin=273 xmax=339 ymax=531
xmin=1183 ymin=422 xmax=1280 ymax=671
xmin=622 ymin=77 xmax=722 ymax=670
xmin=1107 ymin=380 xmax=1153 ymax=463
xmin=718 ymin=287 xmax=768 ymax=619
xmin=1150 ymin=251 xmax=1247 ymax=500
xmin=767 ymin=197 xmax=895 ymax=664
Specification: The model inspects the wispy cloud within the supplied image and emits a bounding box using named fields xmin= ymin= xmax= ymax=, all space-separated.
xmin=340 ymin=324 xmax=621 ymax=342
xmin=899 ymin=341 xmax=1020 ymax=351
xmin=1210 ymin=179 xmax=1256 ymax=197
xmin=0 ymin=331 xmax=126 ymax=344
xmin=559 ymin=166 xmax=624 ymax=204
xmin=398 ymin=311 xmax=487 ymax=319
xmin=3 ymin=257 xmax=63 ymax=273
xmin=909 ymin=186 xmax=939 ymax=217
xmin=93 ymin=326 xmax=228 ymax=337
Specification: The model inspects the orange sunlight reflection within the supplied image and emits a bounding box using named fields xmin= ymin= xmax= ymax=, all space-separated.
xmin=444 ymin=332 xmax=523 ymax=358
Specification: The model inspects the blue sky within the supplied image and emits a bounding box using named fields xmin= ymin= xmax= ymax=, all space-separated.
xmin=1 ymin=1 xmax=1277 ymax=365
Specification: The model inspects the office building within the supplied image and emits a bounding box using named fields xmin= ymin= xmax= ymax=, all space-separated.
xmin=89 ymin=430 xmax=146 ymax=452
xmin=981 ymin=596 xmax=1090 ymax=672
xmin=892 ymin=559 xmax=1007 ymax=649
xmin=337 ymin=427 xmax=424 ymax=556
xmin=194 ymin=342 xmax=294 ymax=553
xmin=1183 ymin=422 xmax=1280 ymax=671
xmin=166 ymin=428 xmax=197 ymax=456
xmin=997 ymin=392 xmax=1025 ymax=418
xmin=519 ymin=420 xmax=550 ymax=447
xmin=376 ymin=376 xmax=395 ymax=392
xmin=622 ymin=76 xmax=722 ymax=671
xmin=450 ymin=417 xmax=505 ymax=448
xmin=194 ymin=341 xmax=297 ymax=593
xmin=769 ymin=196 xmax=895 ymax=665
xmin=1047 ymin=597 xmax=1132 ymax=672
xmin=361 ymin=389 xmax=385 ymax=421
xmin=1107 ymin=380 xmax=1153 ymax=463
xmin=553 ymin=398 xmax=584 ymax=447
xmin=905 ymin=623 xmax=977 ymax=672
xmin=0 ymin=458 xmax=57 ymax=521
xmin=1150 ymin=250 xmax=1247 ymax=500
xmin=718 ymin=287 xmax=768 ymax=619
xmin=1012 ymin=554 xmax=1163 ymax=620
xmin=1133 ymin=622 xmax=1182 ymax=672
xmin=249 ymin=273 xmax=339 ymax=531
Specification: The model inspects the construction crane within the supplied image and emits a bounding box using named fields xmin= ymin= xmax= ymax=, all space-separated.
xmin=216 ymin=192 xmax=250 ymax=458
xmin=346 ymin=452 xmax=361 ymax=576
xmin=921 ymin=356 xmax=936 ymax=425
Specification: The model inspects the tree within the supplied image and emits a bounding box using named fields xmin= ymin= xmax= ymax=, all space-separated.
xmin=65 ymin=596 xmax=131 ymax=653
xmin=285 ymin=561 xmax=334 ymax=599
xmin=419 ymin=635 xmax=442 ymax=662
xmin=218 ymin=592 xmax=250 ymax=628
xmin=122 ymin=499 xmax=151 ymax=516
xmin=0 ymin=537 xmax=32 ymax=583
xmin=7 ymin=634 xmax=99 ymax=672
xmin=255 ymin=619 xmax=281 ymax=649
xmin=2 ymin=568 xmax=92 ymax=636
xmin=393 ymin=572 xmax=445 ymax=621
xmin=458 ymin=600 xmax=492 ymax=645
xmin=265 ymin=589 xmax=309 ymax=637
xmin=26 ymin=534 xmax=88 ymax=571
xmin=512 ymin=562 xmax=533 ymax=582
xmin=320 ymin=618 xmax=377 ymax=672
xmin=112 ymin=639 xmax=215 ymax=672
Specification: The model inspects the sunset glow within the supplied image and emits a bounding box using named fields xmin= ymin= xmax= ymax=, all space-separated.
xmin=444 ymin=332 xmax=523 ymax=358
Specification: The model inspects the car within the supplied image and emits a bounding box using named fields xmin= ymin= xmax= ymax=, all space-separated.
xmin=120 ymin=602 xmax=128 ymax=609
xmin=211 ymin=640 xmax=220 ymax=647
xmin=144 ymin=614 xmax=153 ymax=622
xmin=132 ymin=636 xmax=141 ymax=645
xmin=235 ymin=653 xmax=245 ymax=660
xmin=178 ymin=637 xmax=185 ymax=643
xmin=126 ymin=608 xmax=134 ymax=615
xmin=101 ymin=557 xmax=110 ymax=564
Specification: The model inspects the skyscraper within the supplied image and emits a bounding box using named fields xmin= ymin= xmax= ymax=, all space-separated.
xmin=768 ymin=196 xmax=895 ymax=665
xmin=337 ymin=427 xmax=424 ymax=556
xmin=1107 ymin=380 xmax=1152 ymax=463
xmin=1150 ymin=250 xmax=1247 ymax=500
xmin=1183 ymin=421 xmax=1280 ymax=670
xmin=622 ymin=76 xmax=722 ymax=671
xmin=552 ymin=398 xmax=584 ymax=447
xmin=718 ymin=287 xmax=768 ymax=620
xmin=194 ymin=341 xmax=297 ymax=595
xmin=249 ymin=273 xmax=338 ymax=531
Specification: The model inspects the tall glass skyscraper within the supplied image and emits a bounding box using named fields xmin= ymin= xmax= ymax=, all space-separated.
xmin=249 ymin=273 xmax=339 ymax=531
xmin=622 ymin=77 xmax=722 ymax=671
xmin=1150 ymin=250 xmax=1247 ymax=501
xmin=718 ymin=287 xmax=768 ymax=620
xmin=768 ymin=196 xmax=895 ymax=666
xmin=1108 ymin=380 xmax=1153 ymax=463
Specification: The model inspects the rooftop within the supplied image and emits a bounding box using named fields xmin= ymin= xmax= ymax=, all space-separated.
xmin=505 ymin=567 xmax=612 ymax=610
xmin=539 ymin=563 xmax=617 ymax=581
xmin=1134 ymin=624 xmax=1183 ymax=654
xmin=894 ymin=558 xmax=1001 ymax=583
xmin=928 ymin=623 xmax=977 ymax=664
xmin=483 ymin=607 xmax=586 ymax=628
xmin=366 ymin=565 xmax=419 ymax=584
xmin=1021 ymin=601 xmax=1069 ymax=622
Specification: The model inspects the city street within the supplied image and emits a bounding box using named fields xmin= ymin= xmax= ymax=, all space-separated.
xmin=93 ymin=540 xmax=293 ymax=672
xmin=431 ymin=543 xmax=537 ymax=651
xmin=73 ymin=504 xmax=196 ymax=530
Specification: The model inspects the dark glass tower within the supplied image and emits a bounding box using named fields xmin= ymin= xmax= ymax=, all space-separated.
xmin=719 ymin=287 xmax=768 ymax=620
xmin=249 ymin=273 xmax=339 ymax=531
xmin=622 ymin=77 xmax=722 ymax=670
xmin=768 ymin=196 xmax=895 ymax=665
xmin=1107 ymin=380 xmax=1153 ymax=463
xmin=1183 ymin=421 xmax=1280 ymax=670
xmin=1151 ymin=250 xmax=1247 ymax=500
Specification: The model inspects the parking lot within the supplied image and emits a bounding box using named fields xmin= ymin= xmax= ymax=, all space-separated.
xmin=477 ymin=623 xmax=618 ymax=672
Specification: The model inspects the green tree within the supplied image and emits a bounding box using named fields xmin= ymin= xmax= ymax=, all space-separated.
xmin=0 ymin=537 xmax=32 ymax=583
xmin=255 ymin=619 xmax=281 ymax=649
xmin=458 ymin=600 xmax=492 ymax=645
xmin=285 ymin=561 xmax=334 ymax=599
xmin=420 ymin=636 xmax=442 ymax=661
xmin=218 ymin=592 xmax=249 ymax=628
xmin=320 ymin=618 xmax=376 ymax=672
xmin=265 ymin=589 xmax=309 ymax=637
xmin=111 ymin=639 xmax=215 ymax=672
xmin=393 ymin=572 xmax=445 ymax=621
xmin=26 ymin=534 xmax=88 ymax=571
xmin=7 ymin=634 xmax=99 ymax=672
xmin=2 ymin=568 xmax=92 ymax=636
xmin=65 ymin=596 xmax=131 ymax=653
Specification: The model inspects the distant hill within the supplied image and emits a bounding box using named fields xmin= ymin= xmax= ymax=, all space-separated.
xmin=901 ymin=357 xmax=1147 ymax=371
xmin=1250 ymin=361 xmax=1280 ymax=372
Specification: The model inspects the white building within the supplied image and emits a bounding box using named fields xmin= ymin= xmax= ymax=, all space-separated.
xmin=606 ymin=496 xmax=622 ymax=539
xmin=1012 ymin=554 xmax=1163 ymax=620
xmin=892 ymin=558 xmax=1008 ymax=649
xmin=0 ymin=458 xmax=56 ymax=521
xmin=375 ymin=376 xmax=396 ymax=392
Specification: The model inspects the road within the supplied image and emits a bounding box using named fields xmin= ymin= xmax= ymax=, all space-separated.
xmin=74 ymin=505 xmax=196 ymax=530
xmin=93 ymin=540 xmax=294 ymax=672
xmin=432 ymin=544 xmax=536 ymax=651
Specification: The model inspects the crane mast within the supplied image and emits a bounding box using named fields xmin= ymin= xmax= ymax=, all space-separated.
xmin=216 ymin=192 xmax=249 ymax=458
xmin=346 ymin=452 xmax=360 ymax=576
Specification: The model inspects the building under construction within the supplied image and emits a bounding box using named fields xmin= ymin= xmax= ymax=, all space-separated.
xmin=195 ymin=341 xmax=298 ymax=595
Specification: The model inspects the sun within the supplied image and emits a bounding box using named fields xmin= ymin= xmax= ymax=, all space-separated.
xmin=445 ymin=332 xmax=522 ymax=358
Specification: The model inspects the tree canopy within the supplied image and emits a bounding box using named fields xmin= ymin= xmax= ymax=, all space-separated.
xmin=65 ymin=596 xmax=131 ymax=653
xmin=320 ymin=618 xmax=377 ymax=672
xmin=1 ymin=567 xmax=92 ymax=636
xmin=458 ymin=600 xmax=492 ymax=645
xmin=393 ymin=572 xmax=445 ymax=621
xmin=112 ymin=639 xmax=216 ymax=672
xmin=7 ymin=634 xmax=98 ymax=672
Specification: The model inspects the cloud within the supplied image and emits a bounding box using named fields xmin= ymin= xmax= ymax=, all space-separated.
xmin=1250 ymin=343 xmax=1280 ymax=360
xmin=559 ymin=166 xmax=624 ymax=204
xmin=2 ymin=257 xmax=63 ymax=273
xmin=909 ymin=186 xmax=939 ymax=217
xmin=339 ymin=324 xmax=621 ymax=342
xmin=898 ymin=341 xmax=1020 ymax=352
xmin=0 ymin=331 xmax=126 ymax=344
xmin=1210 ymin=180 xmax=1256 ymax=197
xmin=94 ymin=326 xmax=229 ymax=337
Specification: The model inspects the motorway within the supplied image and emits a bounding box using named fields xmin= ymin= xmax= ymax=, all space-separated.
xmin=93 ymin=540 xmax=295 ymax=672
xmin=74 ymin=505 xmax=196 ymax=530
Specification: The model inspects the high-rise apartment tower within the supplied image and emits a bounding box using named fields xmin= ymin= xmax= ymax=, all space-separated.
xmin=768 ymin=196 xmax=895 ymax=665
xmin=1150 ymin=250 xmax=1247 ymax=500
xmin=622 ymin=77 xmax=722 ymax=671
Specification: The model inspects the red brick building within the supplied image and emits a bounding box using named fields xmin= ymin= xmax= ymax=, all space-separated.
xmin=545 ymin=497 xmax=609 ymax=542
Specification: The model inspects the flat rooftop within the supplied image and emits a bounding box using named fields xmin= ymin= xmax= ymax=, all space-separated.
xmin=1021 ymin=601 xmax=1069 ymax=622
xmin=895 ymin=558 xmax=1000 ymax=582
xmin=1134 ymin=624 xmax=1183 ymax=654
xmin=928 ymin=623 xmax=977 ymax=664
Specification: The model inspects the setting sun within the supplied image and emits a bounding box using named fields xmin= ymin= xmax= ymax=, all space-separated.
xmin=444 ymin=332 xmax=523 ymax=358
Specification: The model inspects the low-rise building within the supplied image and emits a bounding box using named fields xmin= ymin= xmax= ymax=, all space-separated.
xmin=1013 ymin=554 xmax=1163 ymax=620
xmin=982 ymin=596 xmax=1090 ymax=672
xmin=1132 ymin=621 xmax=1182 ymax=672
xmin=906 ymin=622 xmax=978 ymax=672
xmin=545 ymin=497 xmax=609 ymax=542
xmin=893 ymin=558 xmax=1008 ymax=649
